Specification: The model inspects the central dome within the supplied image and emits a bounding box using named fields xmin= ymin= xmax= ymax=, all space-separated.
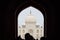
xmin=25 ymin=14 xmax=36 ymax=23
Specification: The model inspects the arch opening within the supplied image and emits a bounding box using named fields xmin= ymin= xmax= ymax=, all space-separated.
xmin=18 ymin=6 xmax=44 ymax=40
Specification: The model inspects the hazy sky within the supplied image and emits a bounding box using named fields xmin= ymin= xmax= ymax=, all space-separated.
xmin=18 ymin=6 xmax=44 ymax=27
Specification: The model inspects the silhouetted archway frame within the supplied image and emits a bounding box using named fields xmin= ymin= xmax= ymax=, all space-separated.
xmin=15 ymin=0 xmax=47 ymax=39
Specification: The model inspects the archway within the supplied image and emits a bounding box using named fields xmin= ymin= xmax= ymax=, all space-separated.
xmin=18 ymin=6 xmax=44 ymax=40
xmin=15 ymin=1 xmax=47 ymax=40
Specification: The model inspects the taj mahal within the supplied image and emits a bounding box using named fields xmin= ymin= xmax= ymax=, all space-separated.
xmin=18 ymin=11 xmax=44 ymax=40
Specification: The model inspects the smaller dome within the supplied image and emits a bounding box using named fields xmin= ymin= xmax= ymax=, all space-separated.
xmin=25 ymin=14 xmax=36 ymax=23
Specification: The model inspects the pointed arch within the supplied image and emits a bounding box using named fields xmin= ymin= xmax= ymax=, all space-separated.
xmin=15 ymin=1 xmax=47 ymax=39
xmin=18 ymin=6 xmax=44 ymax=27
xmin=17 ymin=6 xmax=44 ymax=39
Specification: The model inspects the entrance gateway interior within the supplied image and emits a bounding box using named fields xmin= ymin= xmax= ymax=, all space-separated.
xmin=18 ymin=6 xmax=44 ymax=40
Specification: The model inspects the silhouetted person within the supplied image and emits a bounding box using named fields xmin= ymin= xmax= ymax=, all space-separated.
xmin=25 ymin=33 xmax=35 ymax=40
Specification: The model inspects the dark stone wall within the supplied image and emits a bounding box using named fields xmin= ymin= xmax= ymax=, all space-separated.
xmin=1 ymin=0 xmax=56 ymax=40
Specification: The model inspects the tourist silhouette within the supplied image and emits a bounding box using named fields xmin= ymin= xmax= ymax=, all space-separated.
xmin=25 ymin=33 xmax=35 ymax=40
xmin=36 ymin=39 xmax=38 ymax=40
